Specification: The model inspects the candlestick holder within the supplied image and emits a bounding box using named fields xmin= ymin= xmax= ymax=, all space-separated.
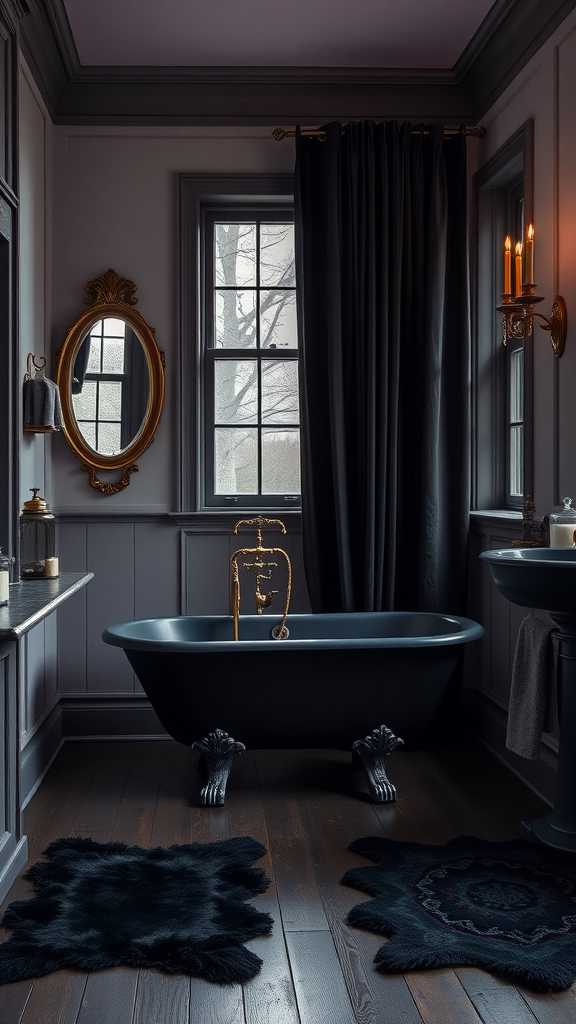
xmin=496 ymin=285 xmax=567 ymax=356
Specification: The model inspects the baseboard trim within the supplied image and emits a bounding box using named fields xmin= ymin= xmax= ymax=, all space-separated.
xmin=59 ymin=695 xmax=169 ymax=739
xmin=0 ymin=837 xmax=28 ymax=904
xmin=463 ymin=688 xmax=556 ymax=806
xmin=20 ymin=702 xmax=63 ymax=808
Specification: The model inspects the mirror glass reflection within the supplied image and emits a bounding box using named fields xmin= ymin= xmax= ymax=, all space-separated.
xmin=71 ymin=317 xmax=149 ymax=455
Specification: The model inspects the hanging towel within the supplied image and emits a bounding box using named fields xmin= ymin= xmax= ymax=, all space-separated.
xmin=23 ymin=376 xmax=63 ymax=432
xmin=506 ymin=615 xmax=558 ymax=759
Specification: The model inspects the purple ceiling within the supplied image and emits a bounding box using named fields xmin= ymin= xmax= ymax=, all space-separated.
xmin=63 ymin=0 xmax=496 ymax=68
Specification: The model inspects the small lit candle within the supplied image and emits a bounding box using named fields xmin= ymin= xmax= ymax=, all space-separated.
xmin=515 ymin=242 xmax=523 ymax=297
xmin=504 ymin=236 xmax=512 ymax=295
xmin=44 ymin=557 xmax=59 ymax=578
xmin=525 ymin=223 xmax=534 ymax=285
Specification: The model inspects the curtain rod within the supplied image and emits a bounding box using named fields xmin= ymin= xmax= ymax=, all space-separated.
xmin=272 ymin=125 xmax=486 ymax=141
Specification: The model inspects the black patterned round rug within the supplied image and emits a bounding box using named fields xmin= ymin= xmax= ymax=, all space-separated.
xmin=341 ymin=835 xmax=576 ymax=992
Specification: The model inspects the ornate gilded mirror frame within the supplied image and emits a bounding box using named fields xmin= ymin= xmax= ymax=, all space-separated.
xmin=56 ymin=269 xmax=165 ymax=495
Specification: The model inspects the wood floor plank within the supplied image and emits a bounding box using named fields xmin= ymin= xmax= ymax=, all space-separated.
xmin=76 ymin=968 xmax=138 ymax=1024
xmin=405 ymin=970 xmax=484 ymax=1024
xmin=255 ymin=749 xmax=329 ymax=932
xmin=132 ymin=971 xmax=190 ymax=1024
xmin=520 ymin=988 xmax=576 ymax=1024
xmin=188 ymin=978 xmax=244 ymax=1024
xmin=295 ymin=751 xmax=425 ymax=1024
xmin=0 ymin=979 xmax=33 ymax=1024
xmin=455 ymin=969 xmax=539 ymax=1024
xmin=72 ymin=753 xmax=133 ymax=833
xmin=286 ymin=930 xmax=356 ymax=1024
xmin=228 ymin=750 xmax=299 ymax=1024
xmin=19 ymin=971 xmax=88 ymax=1024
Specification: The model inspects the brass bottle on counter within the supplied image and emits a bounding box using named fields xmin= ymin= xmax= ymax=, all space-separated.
xmin=19 ymin=489 xmax=57 ymax=579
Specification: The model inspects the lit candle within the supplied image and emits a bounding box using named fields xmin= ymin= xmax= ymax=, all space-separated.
xmin=44 ymin=557 xmax=59 ymax=578
xmin=525 ymin=223 xmax=534 ymax=285
xmin=504 ymin=236 xmax=512 ymax=295
xmin=515 ymin=242 xmax=523 ymax=297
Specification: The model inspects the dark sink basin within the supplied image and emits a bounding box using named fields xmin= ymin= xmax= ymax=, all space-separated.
xmin=479 ymin=547 xmax=576 ymax=615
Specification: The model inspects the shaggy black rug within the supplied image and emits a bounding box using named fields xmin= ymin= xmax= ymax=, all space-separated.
xmin=0 ymin=836 xmax=273 ymax=984
xmin=342 ymin=835 xmax=576 ymax=992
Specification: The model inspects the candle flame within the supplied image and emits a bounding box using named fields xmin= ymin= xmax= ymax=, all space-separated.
xmin=505 ymin=236 xmax=511 ymax=251
xmin=515 ymin=242 xmax=523 ymax=255
xmin=527 ymin=223 xmax=534 ymax=241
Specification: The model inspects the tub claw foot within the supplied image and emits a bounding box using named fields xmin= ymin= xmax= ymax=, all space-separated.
xmin=352 ymin=724 xmax=404 ymax=803
xmin=192 ymin=728 xmax=246 ymax=806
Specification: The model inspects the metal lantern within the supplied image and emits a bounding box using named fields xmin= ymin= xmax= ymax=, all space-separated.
xmin=20 ymin=489 xmax=56 ymax=579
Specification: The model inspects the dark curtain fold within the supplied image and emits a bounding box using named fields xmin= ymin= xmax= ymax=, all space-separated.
xmin=295 ymin=120 xmax=469 ymax=615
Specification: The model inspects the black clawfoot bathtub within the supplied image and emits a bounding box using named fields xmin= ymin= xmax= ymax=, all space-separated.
xmin=103 ymin=611 xmax=483 ymax=804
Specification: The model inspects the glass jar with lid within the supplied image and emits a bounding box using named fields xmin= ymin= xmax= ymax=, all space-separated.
xmin=19 ymin=489 xmax=56 ymax=578
xmin=549 ymin=497 xmax=576 ymax=548
xmin=0 ymin=548 xmax=10 ymax=605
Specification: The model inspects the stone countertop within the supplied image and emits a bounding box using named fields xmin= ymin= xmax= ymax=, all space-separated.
xmin=0 ymin=573 xmax=94 ymax=641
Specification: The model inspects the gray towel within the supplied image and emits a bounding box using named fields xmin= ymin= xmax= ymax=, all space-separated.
xmin=23 ymin=376 xmax=63 ymax=432
xmin=506 ymin=615 xmax=558 ymax=759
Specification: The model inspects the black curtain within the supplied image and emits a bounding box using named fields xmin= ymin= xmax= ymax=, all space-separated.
xmin=295 ymin=120 xmax=469 ymax=614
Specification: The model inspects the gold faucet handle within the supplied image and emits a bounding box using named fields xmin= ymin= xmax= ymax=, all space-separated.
xmin=233 ymin=516 xmax=287 ymax=535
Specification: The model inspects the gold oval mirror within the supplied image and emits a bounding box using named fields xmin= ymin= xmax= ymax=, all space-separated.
xmin=56 ymin=270 xmax=165 ymax=495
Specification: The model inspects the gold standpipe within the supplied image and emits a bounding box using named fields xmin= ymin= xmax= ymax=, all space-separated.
xmin=230 ymin=516 xmax=292 ymax=641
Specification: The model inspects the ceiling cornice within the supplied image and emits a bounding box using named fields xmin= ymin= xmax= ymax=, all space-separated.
xmin=17 ymin=0 xmax=576 ymax=126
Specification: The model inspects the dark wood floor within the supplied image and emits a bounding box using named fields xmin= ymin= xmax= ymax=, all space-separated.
xmin=0 ymin=739 xmax=574 ymax=1024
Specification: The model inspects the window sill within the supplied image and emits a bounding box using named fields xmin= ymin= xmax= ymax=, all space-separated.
xmin=169 ymin=510 xmax=302 ymax=532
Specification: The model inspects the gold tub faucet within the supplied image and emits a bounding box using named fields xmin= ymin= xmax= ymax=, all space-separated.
xmin=230 ymin=517 xmax=292 ymax=641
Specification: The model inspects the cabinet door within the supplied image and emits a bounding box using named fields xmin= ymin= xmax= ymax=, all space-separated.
xmin=0 ymin=642 xmax=27 ymax=901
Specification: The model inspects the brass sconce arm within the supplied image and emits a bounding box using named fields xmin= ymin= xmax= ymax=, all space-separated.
xmin=497 ymin=290 xmax=567 ymax=357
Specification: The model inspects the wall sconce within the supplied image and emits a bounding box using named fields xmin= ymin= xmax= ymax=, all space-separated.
xmin=496 ymin=225 xmax=567 ymax=357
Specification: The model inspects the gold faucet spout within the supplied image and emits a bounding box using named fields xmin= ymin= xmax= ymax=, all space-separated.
xmin=230 ymin=518 xmax=292 ymax=640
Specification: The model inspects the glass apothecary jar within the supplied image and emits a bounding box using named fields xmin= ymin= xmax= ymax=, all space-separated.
xmin=0 ymin=548 xmax=10 ymax=605
xmin=549 ymin=497 xmax=576 ymax=548
xmin=20 ymin=489 xmax=56 ymax=579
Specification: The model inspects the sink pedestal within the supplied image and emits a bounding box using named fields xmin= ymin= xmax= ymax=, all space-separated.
xmin=521 ymin=613 xmax=576 ymax=852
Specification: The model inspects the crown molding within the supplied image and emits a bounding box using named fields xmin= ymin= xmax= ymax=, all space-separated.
xmin=455 ymin=0 xmax=576 ymax=120
xmin=18 ymin=0 xmax=576 ymax=126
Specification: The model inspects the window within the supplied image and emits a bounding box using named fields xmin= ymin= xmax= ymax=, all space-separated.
xmin=473 ymin=122 xmax=533 ymax=511
xmin=72 ymin=318 xmax=147 ymax=456
xmin=180 ymin=173 xmax=298 ymax=513
xmin=504 ymin=178 xmax=524 ymax=505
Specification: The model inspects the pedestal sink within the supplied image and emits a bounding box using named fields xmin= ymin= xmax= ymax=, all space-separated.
xmin=480 ymin=547 xmax=576 ymax=852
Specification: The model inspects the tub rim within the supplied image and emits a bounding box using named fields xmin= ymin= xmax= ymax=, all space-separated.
xmin=102 ymin=611 xmax=484 ymax=654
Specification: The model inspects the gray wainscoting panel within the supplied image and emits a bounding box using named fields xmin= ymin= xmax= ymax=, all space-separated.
xmin=134 ymin=519 xmax=180 ymax=620
xmin=57 ymin=521 xmax=88 ymax=693
xmin=86 ymin=522 xmax=136 ymax=693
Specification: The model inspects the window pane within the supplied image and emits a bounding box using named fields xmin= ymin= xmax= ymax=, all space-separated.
xmin=215 ymin=223 xmax=256 ymax=287
xmin=510 ymin=347 xmax=523 ymax=422
xmin=72 ymin=381 xmax=96 ymax=420
xmin=215 ymin=360 xmax=258 ymax=424
xmin=78 ymin=421 xmax=96 ymax=449
xmin=262 ymin=360 xmax=299 ymax=423
xmin=102 ymin=317 xmax=127 ymax=337
xmin=97 ymin=422 xmax=122 ymax=456
xmin=260 ymin=223 xmax=295 ymax=286
xmin=214 ymin=290 xmax=256 ymax=348
xmin=261 ymin=428 xmax=300 ymax=493
xmin=260 ymin=290 xmax=297 ymax=349
xmin=86 ymin=336 xmax=102 ymax=373
xmin=102 ymin=337 xmax=125 ymax=374
xmin=215 ymin=428 xmax=258 ymax=493
xmin=98 ymin=381 xmax=122 ymax=421
xmin=510 ymin=424 xmax=523 ymax=496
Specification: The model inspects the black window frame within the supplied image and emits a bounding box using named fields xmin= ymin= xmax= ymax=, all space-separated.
xmin=179 ymin=173 xmax=298 ymax=514
xmin=472 ymin=122 xmax=534 ymax=511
